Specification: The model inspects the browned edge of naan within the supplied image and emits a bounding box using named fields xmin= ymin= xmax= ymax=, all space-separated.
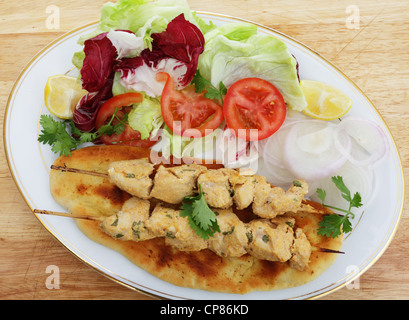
xmin=49 ymin=145 xmax=343 ymax=295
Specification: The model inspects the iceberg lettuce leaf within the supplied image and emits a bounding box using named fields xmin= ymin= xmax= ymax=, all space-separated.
xmin=128 ymin=95 xmax=164 ymax=140
xmin=198 ymin=22 xmax=307 ymax=111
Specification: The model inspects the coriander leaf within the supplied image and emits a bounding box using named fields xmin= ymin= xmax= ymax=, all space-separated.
xmin=66 ymin=120 xmax=83 ymax=137
xmin=97 ymin=123 xmax=115 ymax=136
xmin=316 ymin=188 xmax=326 ymax=203
xmin=191 ymin=70 xmax=226 ymax=103
xmin=318 ymin=214 xmax=344 ymax=238
xmin=350 ymin=192 xmax=363 ymax=209
xmin=316 ymin=175 xmax=363 ymax=239
xmin=318 ymin=213 xmax=352 ymax=239
xmin=113 ymin=121 xmax=125 ymax=135
xmin=38 ymin=115 xmax=80 ymax=156
xmin=191 ymin=193 xmax=218 ymax=230
xmin=191 ymin=70 xmax=209 ymax=93
xmin=181 ymin=201 xmax=209 ymax=239
xmin=67 ymin=120 xmax=97 ymax=143
xmin=38 ymin=107 xmax=129 ymax=157
xmin=218 ymin=81 xmax=227 ymax=96
xmin=318 ymin=214 xmax=352 ymax=238
xmin=78 ymin=131 xmax=98 ymax=144
xmin=341 ymin=216 xmax=353 ymax=234
xmin=180 ymin=185 xmax=220 ymax=240
xmin=331 ymin=176 xmax=351 ymax=202
xmin=203 ymin=86 xmax=222 ymax=101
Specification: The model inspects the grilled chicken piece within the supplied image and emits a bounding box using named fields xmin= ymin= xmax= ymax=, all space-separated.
xmin=252 ymin=179 xmax=309 ymax=219
xmin=229 ymin=169 xmax=257 ymax=210
xmin=207 ymin=208 xmax=248 ymax=258
xmin=150 ymin=164 xmax=207 ymax=204
xmin=98 ymin=199 xmax=311 ymax=270
xmin=197 ymin=168 xmax=235 ymax=209
xmin=245 ymin=217 xmax=296 ymax=263
xmin=100 ymin=197 xmax=154 ymax=241
xmin=145 ymin=204 xmax=208 ymax=252
xmin=290 ymin=228 xmax=311 ymax=271
xmin=106 ymin=160 xmax=310 ymax=218
xmin=107 ymin=158 xmax=154 ymax=199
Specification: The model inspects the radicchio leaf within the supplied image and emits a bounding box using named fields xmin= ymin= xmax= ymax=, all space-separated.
xmin=115 ymin=14 xmax=205 ymax=96
xmin=81 ymin=32 xmax=118 ymax=92
xmin=75 ymin=30 xmax=132 ymax=131
xmin=113 ymin=56 xmax=144 ymax=78
xmin=73 ymin=73 xmax=114 ymax=132
xmin=145 ymin=13 xmax=205 ymax=87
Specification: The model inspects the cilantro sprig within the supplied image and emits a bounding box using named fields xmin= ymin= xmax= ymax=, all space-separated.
xmin=317 ymin=176 xmax=363 ymax=239
xmin=180 ymin=184 xmax=220 ymax=240
xmin=38 ymin=108 xmax=127 ymax=156
xmin=191 ymin=70 xmax=227 ymax=103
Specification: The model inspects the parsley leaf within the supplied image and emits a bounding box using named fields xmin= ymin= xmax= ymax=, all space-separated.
xmin=38 ymin=115 xmax=80 ymax=156
xmin=317 ymin=176 xmax=363 ymax=239
xmin=316 ymin=188 xmax=326 ymax=203
xmin=38 ymin=108 xmax=128 ymax=156
xmin=180 ymin=184 xmax=220 ymax=240
xmin=350 ymin=192 xmax=363 ymax=209
xmin=191 ymin=70 xmax=227 ymax=103
xmin=317 ymin=214 xmax=352 ymax=238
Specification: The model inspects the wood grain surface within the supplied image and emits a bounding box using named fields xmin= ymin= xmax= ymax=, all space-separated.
xmin=1 ymin=0 xmax=408 ymax=300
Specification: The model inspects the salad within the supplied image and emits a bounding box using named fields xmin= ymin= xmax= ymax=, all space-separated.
xmin=38 ymin=0 xmax=389 ymax=238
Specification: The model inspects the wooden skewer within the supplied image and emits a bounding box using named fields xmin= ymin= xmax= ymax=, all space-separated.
xmin=312 ymin=247 xmax=344 ymax=254
xmin=48 ymin=165 xmax=345 ymax=255
xmin=33 ymin=209 xmax=344 ymax=254
xmin=50 ymin=165 xmax=108 ymax=178
xmin=33 ymin=209 xmax=100 ymax=221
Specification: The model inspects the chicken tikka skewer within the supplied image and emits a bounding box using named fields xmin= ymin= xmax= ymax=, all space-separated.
xmin=51 ymin=158 xmax=313 ymax=220
xmin=100 ymin=197 xmax=312 ymax=271
xmin=35 ymin=196 xmax=342 ymax=272
xmin=47 ymin=158 xmax=344 ymax=271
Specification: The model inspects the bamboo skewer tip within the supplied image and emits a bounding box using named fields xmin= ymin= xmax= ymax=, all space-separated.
xmin=33 ymin=208 xmax=98 ymax=221
xmin=50 ymin=164 xmax=108 ymax=178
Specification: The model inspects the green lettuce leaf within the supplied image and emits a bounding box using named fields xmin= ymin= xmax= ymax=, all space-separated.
xmin=99 ymin=0 xmax=196 ymax=34
xmin=128 ymin=95 xmax=164 ymax=140
xmin=198 ymin=22 xmax=307 ymax=111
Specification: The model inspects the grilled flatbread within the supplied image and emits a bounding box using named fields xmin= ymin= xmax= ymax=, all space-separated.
xmin=49 ymin=145 xmax=343 ymax=294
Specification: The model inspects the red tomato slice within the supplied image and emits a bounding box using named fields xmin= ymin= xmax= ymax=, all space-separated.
xmin=223 ymin=78 xmax=287 ymax=141
xmin=157 ymin=72 xmax=224 ymax=138
xmin=95 ymin=92 xmax=157 ymax=148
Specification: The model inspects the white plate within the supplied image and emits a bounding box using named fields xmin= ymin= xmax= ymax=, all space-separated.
xmin=4 ymin=13 xmax=404 ymax=300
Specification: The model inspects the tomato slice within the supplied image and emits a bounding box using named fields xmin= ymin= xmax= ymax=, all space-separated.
xmin=223 ymin=78 xmax=287 ymax=141
xmin=157 ymin=72 xmax=224 ymax=138
xmin=95 ymin=92 xmax=157 ymax=148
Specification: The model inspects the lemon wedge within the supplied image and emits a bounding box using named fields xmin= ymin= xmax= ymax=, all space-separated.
xmin=44 ymin=75 xmax=87 ymax=119
xmin=300 ymin=80 xmax=352 ymax=120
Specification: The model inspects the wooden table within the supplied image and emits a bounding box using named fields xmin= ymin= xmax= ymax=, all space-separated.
xmin=1 ymin=0 xmax=408 ymax=300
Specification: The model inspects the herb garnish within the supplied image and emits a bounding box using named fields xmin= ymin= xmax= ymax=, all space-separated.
xmin=38 ymin=108 xmax=127 ymax=156
xmin=191 ymin=70 xmax=227 ymax=103
xmin=317 ymin=176 xmax=363 ymax=239
xmin=180 ymin=184 xmax=220 ymax=240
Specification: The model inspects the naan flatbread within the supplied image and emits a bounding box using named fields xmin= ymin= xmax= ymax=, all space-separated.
xmin=49 ymin=145 xmax=343 ymax=294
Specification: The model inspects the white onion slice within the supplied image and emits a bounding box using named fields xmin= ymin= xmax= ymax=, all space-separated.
xmin=283 ymin=120 xmax=351 ymax=181
xmin=262 ymin=122 xmax=296 ymax=169
xmin=215 ymin=127 xmax=259 ymax=170
xmin=258 ymin=157 xmax=298 ymax=189
xmin=308 ymin=160 xmax=374 ymax=209
xmin=334 ymin=118 xmax=388 ymax=168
